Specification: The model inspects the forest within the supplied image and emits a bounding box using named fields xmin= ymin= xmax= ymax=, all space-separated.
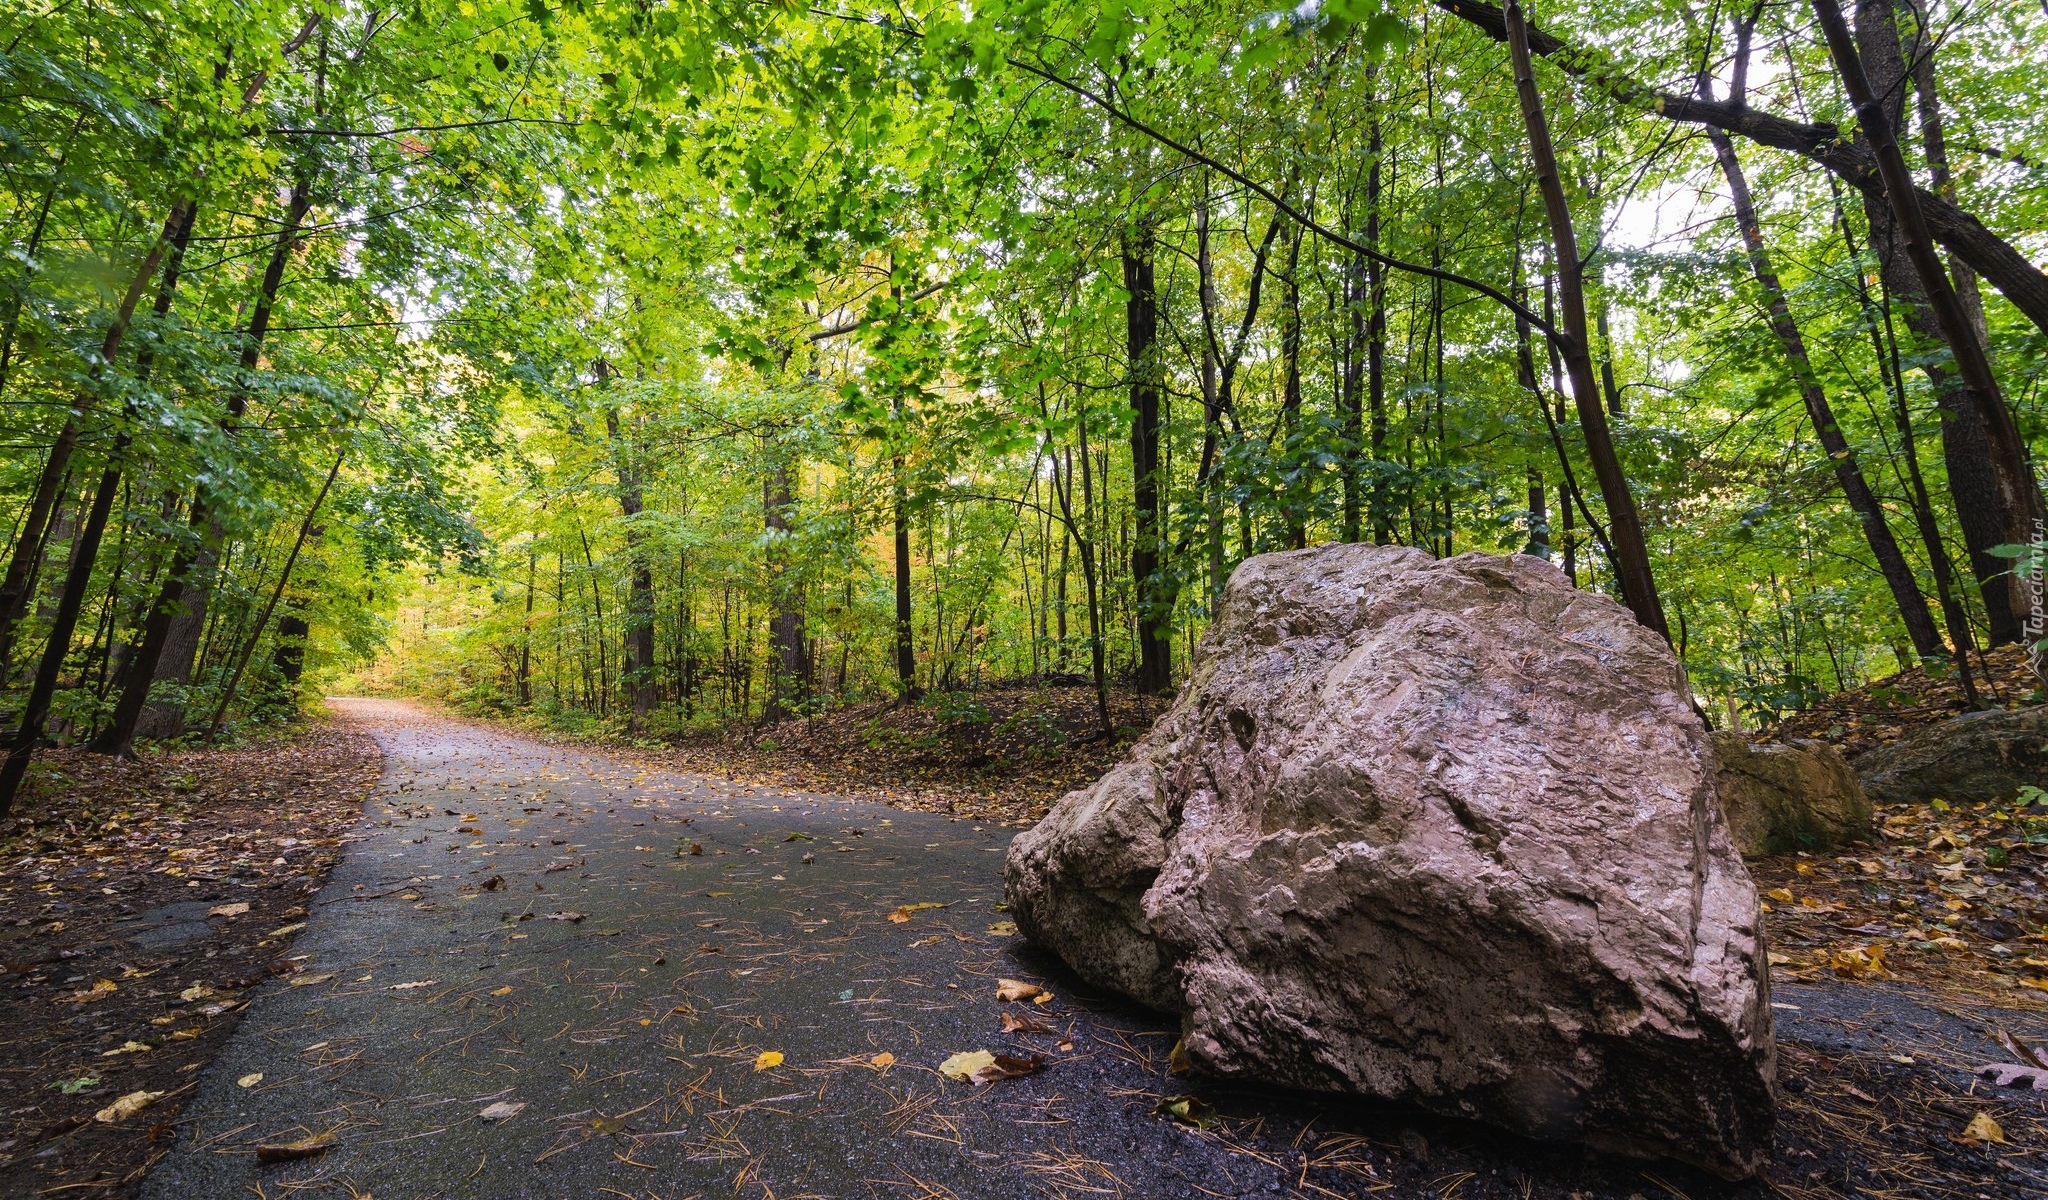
xmin=1 ymin=0 xmax=2044 ymax=793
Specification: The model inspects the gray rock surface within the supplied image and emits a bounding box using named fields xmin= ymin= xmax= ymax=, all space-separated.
xmin=1712 ymin=733 xmax=1870 ymax=856
xmin=1855 ymin=706 xmax=2048 ymax=805
xmin=1006 ymin=544 xmax=1776 ymax=1178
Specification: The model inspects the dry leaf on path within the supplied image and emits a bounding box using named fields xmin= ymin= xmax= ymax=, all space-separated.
xmin=870 ymin=1052 xmax=895 ymax=1068
xmin=1000 ymin=1011 xmax=1054 ymax=1035
xmin=938 ymin=1050 xmax=995 ymax=1081
xmin=388 ymin=980 xmax=438 ymax=990
xmin=1975 ymin=1063 xmax=2048 ymax=1091
xmin=479 ymin=1100 xmax=526 ymax=1121
xmin=1168 ymin=1039 xmax=1192 ymax=1074
xmin=93 ymin=1090 xmax=164 ymax=1123
xmin=237 ymin=1073 xmax=263 ymax=1088
xmin=1156 ymin=1094 xmax=1218 ymax=1129
xmin=544 ymin=911 xmax=587 ymax=923
xmin=995 ymin=978 xmax=1053 ymax=1003
xmin=753 ymin=1050 xmax=784 ymax=1071
xmin=56 ymin=978 xmax=117 ymax=1004
xmin=970 ymin=1052 xmax=1045 ymax=1084
xmin=886 ymin=901 xmax=947 ymax=923
xmin=1960 ymin=1112 xmax=2006 ymax=1144
xmin=987 ymin=921 xmax=1018 ymax=936
xmin=256 ymin=1133 xmax=336 ymax=1162
xmin=207 ymin=902 xmax=250 ymax=919
xmin=1996 ymin=1029 xmax=2048 ymax=1071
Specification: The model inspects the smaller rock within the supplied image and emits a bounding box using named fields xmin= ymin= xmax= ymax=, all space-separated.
xmin=1712 ymin=733 xmax=1869 ymax=856
xmin=1854 ymin=706 xmax=2048 ymax=806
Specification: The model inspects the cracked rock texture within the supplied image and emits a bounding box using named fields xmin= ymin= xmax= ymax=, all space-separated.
xmin=1006 ymin=544 xmax=1776 ymax=1178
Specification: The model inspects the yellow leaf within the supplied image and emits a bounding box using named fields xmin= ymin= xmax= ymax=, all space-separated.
xmin=1962 ymin=1113 xmax=2006 ymax=1144
xmin=939 ymin=1050 xmax=995 ymax=1081
xmin=1168 ymin=1039 xmax=1192 ymax=1075
xmin=887 ymin=901 xmax=947 ymax=924
xmin=753 ymin=1050 xmax=784 ymax=1071
xmin=1765 ymin=888 xmax=1795 ymax=903
xmin=94 ymin=1090 xmax=164 ymax=1123
xmin=56 ymin=978 xmax=117 ymax=1004
xmin=987 ymin=921 xmax=1019 ymax=936
xmin=491 ymin=986 xmax=513 ymax=996
xmin=237 ymin=1073 xmax=264 ymax=1088
xmin=207 ymin=902 xmax=250 ymax=919
xmin=871 ymin=1051 xmax=895 ymax=1068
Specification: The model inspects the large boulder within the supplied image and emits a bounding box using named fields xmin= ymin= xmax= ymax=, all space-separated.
xmin=1712 ymin=733 xmax=1870 ymax=856
xmin=1855 ymin=706 xmax=2048 ymax=806
xmin=1006 ymin=545 xmax=1776 ymax=1178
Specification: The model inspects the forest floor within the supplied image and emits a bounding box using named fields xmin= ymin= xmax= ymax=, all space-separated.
xmin=0 ymin=721 xmax=381 ymax=1197
xmin=621 ymin=680 xmax=1172 ymax=828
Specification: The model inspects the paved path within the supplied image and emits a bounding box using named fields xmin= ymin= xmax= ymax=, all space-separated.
xmin=137 ymin=700 xmax=2045 ymax=1200
xmin=139 ymin=700 xmax=1273 ymax=1200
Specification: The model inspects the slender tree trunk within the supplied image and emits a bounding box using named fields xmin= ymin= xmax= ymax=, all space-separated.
xmin=893 ymin=455 xmax=917 ymax=697
xmin=1505 ymin=0 xmax=1669 ymax=639
xmin=762 ymin=462 xmax=806 ymax=721
xmin=203 ymin=441 xmax=347 ymax=742
xmin=1123 ymin=233 xmax=1171 ymax=694
xmin=1819 ymin=0 xmax=2042 ymax=646
xmin=1279 ymin=224 xmax=1307 ymax=549
xmin=1706 ymin=115 xmax=1948 ymax=660
xmin=604 ymin=406 xmax=657 ymax=727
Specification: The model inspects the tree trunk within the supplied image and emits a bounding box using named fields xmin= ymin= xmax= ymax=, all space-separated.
xmin=893 ymin=456 xmax=917 ymax=697
xmin=96 ymin=182 xmax=311 ymax=756
xmin=1705 ymin=100 xmax=1948 ymax=659
xmin=762 ymin=462 xmax=806 ymax=722
xmin=605 ymin=406 xmax=657 ymax=727
xmin=1504 ymin=0 xmax=1669 ymax=639
xmin=1820 ymin=0 xmax=2042 ymax=641
xmin=1123 ymin=233 xmax=1171 ymax=694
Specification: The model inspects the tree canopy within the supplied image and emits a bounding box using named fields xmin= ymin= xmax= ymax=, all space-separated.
xmin=2 ymin=0 xmax=2044 ymax=798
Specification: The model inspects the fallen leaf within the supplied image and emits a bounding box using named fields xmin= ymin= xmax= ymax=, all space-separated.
xmin=753 ymin=1050 xmax=784 ymax=1071
xmin=589 ymin=1114 xmax=627 ymax=1135
xmin=100 ymin=1041 xmax=153 ymax=1057
xmin=939 ymin=1050 xmax=996 ymax=1081
xmin=1829 ymin=943 xmax=1890 ymax=979
xmin=1168 ymin=1039 xmax=1193 ymax=1075
xmin=94 ymin=1090 xmax=164 ymax=1123
xmin=871 ymin=1052 xmax=895 ymax=1068
xmin=56 ymin=978 xmax=117 ymax=1004
xmin=238 ymin=1072 xmax=264 ymax=1088
xmin=886 ymin=901 xmax=947 ymax=923
xmin=490 ymin=986 xmax=514 ymax=997
xmin=995 ymin=978 xmax=1050 ymax=1003
xmin=388 ymin=980 xmax=438 ymax=991
xmin=987 ymin=921 xmax=1019 ymax=936
xmin=54 ymin=1077 xmax=98 ymax=1094
xmin=267 ymin=922 xmax=307 ymax=937
xmin=1000 ymin=1011 xmax=1055 ymax=1035
xmin=909 ymin=934 xmax=940 ymax=947
xmin=1764 ymin=888 xmax=1795 ymax=904
xmin=1961 ymin=1112 xmax=2006 ymax=1144
xmin=255 ymin=1133 xmax=335 ymax=1162
xmin=970 ymin=1052 xmax=1045 ymax=1083
xmin=479 ymin=1100 xmax=526 ymax=1121
xmin=545 ymin=911 xmax=587 ymax=923
xmin=1996 ymin=1029 xmax=2048 ymax=1071
xmin=177 ymin=984 xmax=215 ymax=1002
xmin=1156 ymin=1094 xmax=1218 ymax=1129
xmin=208 ymin=902 xmax=250 ymax=919
xmin=287 ymin=973 xmax=333 ymax=987
xmin=1975 ymin=1063 xmax=2048 ymax=1091
xmin=481 ymin=875 xmax=505 ymax=891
